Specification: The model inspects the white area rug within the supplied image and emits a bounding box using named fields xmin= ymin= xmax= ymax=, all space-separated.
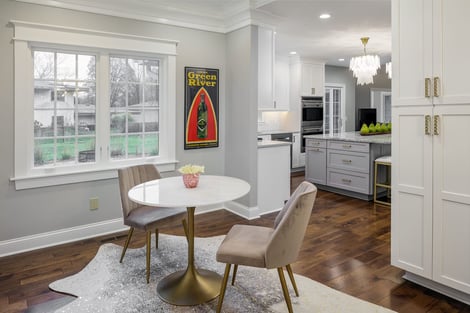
xmin=50 ymin=234 xmax=396 ymax=313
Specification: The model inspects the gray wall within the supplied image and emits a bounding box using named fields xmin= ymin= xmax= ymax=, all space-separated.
xmin=225 ymin=26 xmax=258 ymax=207
xmin=325 ymin=65 xmax=356 ymax=132
xmin=0 ymin=1 xmax=227 ymax=241
xmin=355 ymin=65 xmax=391 ymax=129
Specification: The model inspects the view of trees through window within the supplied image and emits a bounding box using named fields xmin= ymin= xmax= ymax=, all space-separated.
xmin=33 ymin=51 xmax=160 ymax=167
xmin=33 ymin=50 xmax=96 ymax=166
xmin=109 ymin=57 xmax=159 ymax=160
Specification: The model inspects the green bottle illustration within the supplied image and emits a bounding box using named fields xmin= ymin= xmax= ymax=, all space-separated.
xmin=197 ymin=94 xmax=208 ymax=138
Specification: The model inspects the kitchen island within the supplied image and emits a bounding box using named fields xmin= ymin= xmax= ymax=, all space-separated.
xmin=304 ymin=132 xmax=391 ymax=200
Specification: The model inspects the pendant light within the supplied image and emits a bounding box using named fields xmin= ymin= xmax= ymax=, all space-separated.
xmin=349 ymin=37 xmax=381 ymax=85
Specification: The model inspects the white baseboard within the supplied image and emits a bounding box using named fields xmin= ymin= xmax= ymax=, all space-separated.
xmin=0 ymin=218 xmax=127 ymax=257
xmin=0 ymin=201 xmax=258 ymax=257
xmin=403 ymin=272 xmax=470 ymax=305
xmin=224 ymin=201 xmax=260 ymax=220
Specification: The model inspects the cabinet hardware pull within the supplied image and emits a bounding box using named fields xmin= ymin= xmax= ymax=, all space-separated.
xmin=342 ymin=144 xmax=352 ymax=148
xmin=311 ymin=87 xmax=316 ymax=95
xmin=433 ymin=77 xmax=440 ymax=97
xmin=341 ymin=178 xmax=352 ymax=183
xmin=433 ymin=115 xmax=440 ymax=135
xmin=425 ymin=78 xmax=431 ymax=98
xmin=425 ymin=115 xmax=431 ymax=135
xmin=314 ymin=148 xmax=321 ymax=152
xmin=342 ymin=159 xmax=352 ymax=163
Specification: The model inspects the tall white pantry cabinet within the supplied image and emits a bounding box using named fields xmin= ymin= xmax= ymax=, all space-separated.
xmin=391 ymin=0 xmax=470 ymax=303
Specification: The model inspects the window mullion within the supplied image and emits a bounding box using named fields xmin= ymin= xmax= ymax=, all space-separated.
xmin=97 ymin=53 xmax=110 ymax=164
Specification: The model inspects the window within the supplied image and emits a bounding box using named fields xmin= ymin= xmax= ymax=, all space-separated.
xmin=370 ymin=89 xmax=392 ymax=123
xmin=12 ymin=21 xmax=178 ymax=189
xmin=109 ymin=57 xmax=159 ymax=160
xmin=324 ymin=85 xmax=346 ymax=135
xmin=33 ymin=50 xmax=97 ymax=166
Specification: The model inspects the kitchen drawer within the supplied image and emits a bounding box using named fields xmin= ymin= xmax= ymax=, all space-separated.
xmin=328 ymin=150 xmax=370 ymax=173
xmin=306 ymin=138 xmax=326 ymax=148
xmin=327 ymin=168 xmax=369 ymax=194
xmin=328 ymin=140 xmax=369 ymax=153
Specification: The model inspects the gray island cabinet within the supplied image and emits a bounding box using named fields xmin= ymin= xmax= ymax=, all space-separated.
xmin=305 ymin=132 xmax=391 ymax=200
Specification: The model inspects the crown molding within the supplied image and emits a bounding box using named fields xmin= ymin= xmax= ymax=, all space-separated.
xmin=15 ymin=0 xmax=277 ymax=34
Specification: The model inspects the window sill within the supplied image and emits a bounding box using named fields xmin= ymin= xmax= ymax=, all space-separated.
xmin=11 ymin=160 xmax=178 ymax=190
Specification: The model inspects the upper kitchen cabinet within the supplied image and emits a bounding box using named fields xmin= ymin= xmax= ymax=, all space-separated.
xmin=393 ymin=0 xmax=470 ymax=106
xmin=257 ymin=26 xmax=275 ymax=110
xmin=289 ymin=56 xmax=325 ymax=106
xmin=300 ymin=62 xmax=325 ymax=97
xmin=274 ymin=57 xmax=290 ymax=110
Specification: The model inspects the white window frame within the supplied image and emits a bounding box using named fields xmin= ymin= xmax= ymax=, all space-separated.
xmin=11 ymin=20 xmax=179 ymax=190
xmin=324 ymin=83 xmax=346 ymax=135
xmin=370 ymin=88 xmax=392 ymax=123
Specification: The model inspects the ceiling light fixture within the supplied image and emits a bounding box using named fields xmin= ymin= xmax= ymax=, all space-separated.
xmin=289 ymin=51 xmax=297 ymax=55
xmin=386 ymin=62 xmax=392 ymax=79
xmin=349 ymin=37 xmax=380 ymax=85
xmin=319 ymin=13 xmax=331 ymax=19
xmin=338 ymin=58 xmax=345 ymax=62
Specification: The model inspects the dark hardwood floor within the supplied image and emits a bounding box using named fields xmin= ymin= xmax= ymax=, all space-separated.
xmin=1 ymin=174 xmax=468 ymax=313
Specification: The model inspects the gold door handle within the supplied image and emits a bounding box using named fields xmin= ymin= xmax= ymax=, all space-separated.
xmin=425 ymin=78 xmax=431 ymax=98
xmin=433 ymin=115 xmax=440 ymax=135
xmin=425 ymin=115 xmax=431 ymax=135
xmin=433 ymin=77 xmax=440 ymax=97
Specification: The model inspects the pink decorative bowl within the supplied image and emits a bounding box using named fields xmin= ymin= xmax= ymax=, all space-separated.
xmin=182 ymin=173 xmax=200 ymax=188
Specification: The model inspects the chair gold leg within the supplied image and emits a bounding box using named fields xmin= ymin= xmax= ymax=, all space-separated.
xmin=119 ymin=227 xmax=134 ymax=263
xmin=277 ymin=267 xmax=294 ymax=313
xmin=155 ymin=228 xmax=159 ymax=250
xmin=146 ymin=231 xmax=151 ymax=284
xmin=216 ymin=264 xmax=231 ymax=313
xmin=231 ymin=264 xmax=238 ymax=285
xmin=286 ymin=264 xmax=299 ymax=297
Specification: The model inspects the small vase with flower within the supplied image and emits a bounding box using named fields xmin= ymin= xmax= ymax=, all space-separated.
xmin=178 ymin=164 xmax=205 ymax=188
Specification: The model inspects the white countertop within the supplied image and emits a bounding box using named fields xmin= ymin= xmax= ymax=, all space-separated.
xmin=257 ymin=140 xmax=292 ymax=148
xmin=257 ymin=129 xmax=299 ymax=135
xmin=304 ymin=131 xmax=391 ymax=144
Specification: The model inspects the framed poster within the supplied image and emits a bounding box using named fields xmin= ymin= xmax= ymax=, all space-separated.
xmin=184 ymin=67 xmax=219 ymax=149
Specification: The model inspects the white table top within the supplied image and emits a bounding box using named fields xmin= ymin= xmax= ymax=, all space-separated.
xmin=128 ymin=175 xmax=251 ymax=208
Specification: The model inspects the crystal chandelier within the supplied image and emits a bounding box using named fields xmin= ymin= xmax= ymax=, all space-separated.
xmin=349 ymin=37 xmax=380 ymax=85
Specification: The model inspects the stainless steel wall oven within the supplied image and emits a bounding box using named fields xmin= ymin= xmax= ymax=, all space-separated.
xmin=301 ymin=96 xmax=323 ymax=152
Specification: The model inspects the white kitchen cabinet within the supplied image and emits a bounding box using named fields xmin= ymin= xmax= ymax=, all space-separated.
xmin=274 ymin=58 xmax=290 ymax=110
xmin=257 ymin=26 xmax=275 ymax=110
xmin=300 ymin=62 xmax=324 ymax=97
xmin=392 ymin=0 xmax=470 ymax=300
xmin=393 ymin=0 xmax=470 ymax=107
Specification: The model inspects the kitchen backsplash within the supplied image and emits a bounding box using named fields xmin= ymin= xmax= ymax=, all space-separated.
xmin=258 ymin=111 xmax=290 ymax=132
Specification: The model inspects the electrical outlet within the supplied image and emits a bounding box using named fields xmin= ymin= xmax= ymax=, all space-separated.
xmin=89 ymin=197 xmax=99 ymax=210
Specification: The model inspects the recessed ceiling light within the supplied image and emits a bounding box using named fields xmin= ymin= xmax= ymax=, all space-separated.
xmin=338 ymin=58 xmax=345 ymax=62
xmin=319 ymin=13 xmax=331 ymax=19
xmin=289 ymin=51 xmax=297 ymax=55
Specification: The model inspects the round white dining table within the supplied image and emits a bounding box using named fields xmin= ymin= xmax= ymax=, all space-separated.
xmin=128 ymin=175 xmax=250 ymax=306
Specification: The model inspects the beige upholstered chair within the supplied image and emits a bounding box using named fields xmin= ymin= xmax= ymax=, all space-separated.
xmin=216 ymin=181 xmax=317 ymax=313
xmin=118 ymin=164 xmax=187 ymax=283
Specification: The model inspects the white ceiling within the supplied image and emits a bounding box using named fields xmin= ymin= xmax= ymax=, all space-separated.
xmin=17 ymin=0 xmax=391 ymax=67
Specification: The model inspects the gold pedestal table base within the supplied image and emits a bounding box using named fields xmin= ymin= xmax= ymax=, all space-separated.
xmin=157 ymin=206 xmax=221 ymax=305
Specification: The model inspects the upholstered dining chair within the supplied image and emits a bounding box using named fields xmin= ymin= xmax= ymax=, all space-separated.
xmin=118 ymin=164 xmax=187 ymax=283
xmin=216 ymin=181 xmax=317 ymax=313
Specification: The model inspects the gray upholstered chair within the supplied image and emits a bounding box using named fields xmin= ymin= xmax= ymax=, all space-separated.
xmin=118 ymin=164 xmax=187 ymax=283
xmin=216 ymin=181 xmax=317 ymax=313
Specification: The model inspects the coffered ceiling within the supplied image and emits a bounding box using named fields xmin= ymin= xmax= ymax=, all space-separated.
xmin=16 ymin=0 xmax=391 ymax=67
